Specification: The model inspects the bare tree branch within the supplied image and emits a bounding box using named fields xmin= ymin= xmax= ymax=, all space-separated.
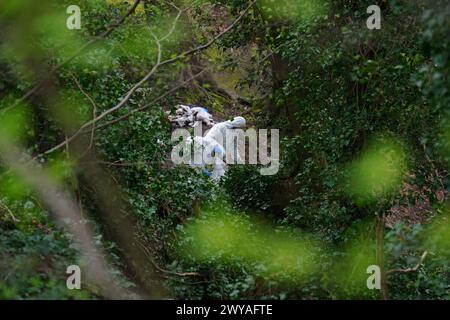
xmin=95 ymin=63 xmax=218 ymax=129
xmin=33 ymin=1 xmax=256 ymax=159
xmin=43 ymin=32 xmax=162 ymax=156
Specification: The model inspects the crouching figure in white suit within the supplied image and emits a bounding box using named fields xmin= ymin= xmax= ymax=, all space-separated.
xmin=184 ymin=116 xmax=247 ymax=180
xmin=187 ymin=136 xmax=227 ymax=181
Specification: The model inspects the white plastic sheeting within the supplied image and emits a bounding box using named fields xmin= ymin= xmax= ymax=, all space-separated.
xmin=168 ymin=104 xmax=214 ymax=128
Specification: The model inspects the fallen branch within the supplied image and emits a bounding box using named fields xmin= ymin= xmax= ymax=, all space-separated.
xmin=387 ymin=251 xmax=428 ymax=275
xmin=0 ymin=202 xmax=20 ymax=223
xmin=136 ymin=238 xmax=202 ymax=277
xmin=85 ymin=160 xmax=174 ymax=169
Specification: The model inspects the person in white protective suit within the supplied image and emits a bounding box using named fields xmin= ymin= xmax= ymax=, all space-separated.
xmin=186 ymin=136 xmax=227 ymax=181
xmin=205 ymin=116 xmax=246 ymax=141
xmin=205 ymin=116 xmax=246 ymax=159
xmin=194 ymin=137 xmax=226 ymax=180
xmin=204 ymin=116 xmax=247 ymax=179
xmin=184 ymin=116 xmax=246 ymax=180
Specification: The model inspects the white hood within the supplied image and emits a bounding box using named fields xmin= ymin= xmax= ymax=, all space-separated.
xmin=229 ymin=116 xmax=246 ymax=128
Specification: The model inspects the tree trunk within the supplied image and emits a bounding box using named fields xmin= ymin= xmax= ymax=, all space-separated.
xmin=376 ymin=214 xmax=389 ymax=300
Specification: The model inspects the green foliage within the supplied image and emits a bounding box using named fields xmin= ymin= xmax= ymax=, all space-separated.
xmin=344 ymin=138 xmax=408 ymax=206
xmin=177 ymin=205 xmax=320 ymax=279
xmin=170 ymin=200 xmax=324 ymax=299
xmin=222 ymin=165 xmax=278 ymax=212
xmin=0 ymin=173 xmax=94 ymax=299
xmin=98 ymin=109 xmax=217 ymax=220
xmin=386 ymin=222 xmax=450 ymax=299
xmin=211 ymin=0 xmax=450 ymax=299
xmin=0 ymin=215 xmax=91 ymax=299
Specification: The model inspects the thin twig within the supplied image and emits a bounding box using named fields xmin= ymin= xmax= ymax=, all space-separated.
xmin=69 ymin=72 xmax=98 ymax=156
xmin=158 ymin=2 xmax=184 ymax=42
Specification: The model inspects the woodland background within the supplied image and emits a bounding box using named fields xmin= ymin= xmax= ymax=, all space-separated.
xmin=0 ymin=0 xmax=449 ymax=299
